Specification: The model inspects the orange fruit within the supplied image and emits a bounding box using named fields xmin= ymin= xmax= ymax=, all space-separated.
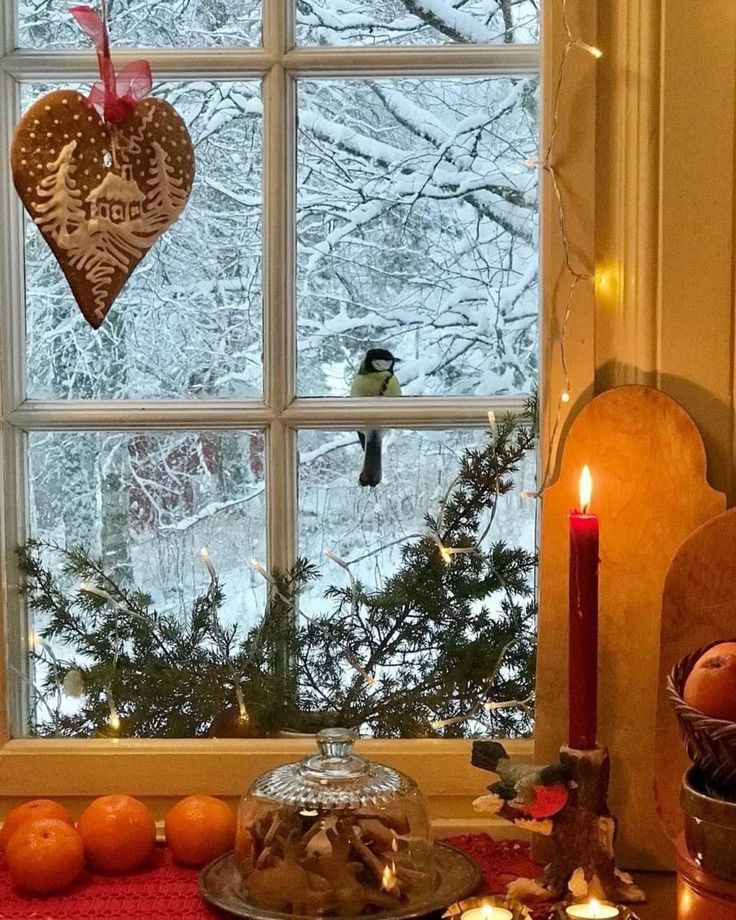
xmin=1 ymin=799 xmax=74 ymax=853
xmin=164 ymin=795 xmax=235 ymax=867
xmin=6 ymin=818 xmax=85 ymax=894
xmin=77 ymin=794 xmax=155 ymax=873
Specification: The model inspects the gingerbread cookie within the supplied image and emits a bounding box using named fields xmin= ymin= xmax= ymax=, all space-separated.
xmin=11 ymin=88 xmax=194 ymax=328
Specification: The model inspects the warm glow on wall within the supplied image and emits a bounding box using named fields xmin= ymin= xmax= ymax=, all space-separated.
xmin=595 ymin=262 xmax=620 ymax=304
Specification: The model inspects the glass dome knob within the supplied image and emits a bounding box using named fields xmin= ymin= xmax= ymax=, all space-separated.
xmin=317 ymin=727 xmax=356 ymax=759
xmin=300 ymin=727 xmax=367 ymax=780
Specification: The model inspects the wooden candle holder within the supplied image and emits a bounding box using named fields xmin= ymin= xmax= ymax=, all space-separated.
xmin=474 ymin=742 xmax=644 ymax=905
xmin=535 ymin=746 xmax=644 ymax=904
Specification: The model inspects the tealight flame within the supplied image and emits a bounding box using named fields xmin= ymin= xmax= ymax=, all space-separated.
xmin=391 ymin=834 xmax=399 ymax=853
xmin=579 ymin=465 xmax=592 ymax=513
xmin=589 ymin=900 xmax=602 ymax=918
xmin=381 ymin=861 xmax=398 ymax=892
xmin=481 ymin=905 xmax=493 ymax=920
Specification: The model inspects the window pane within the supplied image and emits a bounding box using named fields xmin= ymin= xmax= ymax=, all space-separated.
xmin=17 ymin=1 xmax=261 ymax=49
xmin=297 ymin=428 xmax=536 ymax=737
xmin=22 ymin=80 xmax=263 ymax=400
xmin=296 ymin=77 xmax=539 ymax=397
xmin=296 ymin=0 xmax=539 ymax=46
xmin=25 ymin=429 xmax=266 ymax=737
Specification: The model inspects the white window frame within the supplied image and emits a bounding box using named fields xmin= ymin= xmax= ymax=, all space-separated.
xmin=0 ymin=0 xmax=591 ymax=826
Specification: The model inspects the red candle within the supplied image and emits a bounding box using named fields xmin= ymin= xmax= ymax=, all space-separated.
xmin=568 ymin=465 xmax=599 ymax=750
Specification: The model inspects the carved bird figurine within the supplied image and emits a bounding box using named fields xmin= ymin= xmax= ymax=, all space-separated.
xmin=472 ymin=740 xmax=572 ymax=820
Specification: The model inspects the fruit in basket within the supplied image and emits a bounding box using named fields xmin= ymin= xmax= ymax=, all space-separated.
xmin=684 ymin=642 xmax=736 ymax=721
xmin=6 ymin=818 xmax=85 ymax=894
xmin=78 ymin=794 xmax=155 ymax=873
xmin=164 ymin=794 xmax=236 ymax=866
xmin=0 ymin=798 xmax=74 ymax=853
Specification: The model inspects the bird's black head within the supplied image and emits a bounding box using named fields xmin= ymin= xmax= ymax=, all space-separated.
xmin=362 ymin=348 xmax=399 ymax=373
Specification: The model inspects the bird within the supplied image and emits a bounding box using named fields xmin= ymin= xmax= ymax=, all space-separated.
xmin=350 ymin=348 xmax=402 ymax=487
xmin=471 ymin=740 xmax=572 ymax=820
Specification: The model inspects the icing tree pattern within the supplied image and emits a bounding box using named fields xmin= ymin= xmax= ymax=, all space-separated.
xmin=12 ymin=90 xmax=194 ymax=328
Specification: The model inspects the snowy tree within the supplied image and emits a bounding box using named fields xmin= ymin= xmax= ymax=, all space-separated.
xmin=32 ymin=141 xmax=86 ymax=247
xmin=296 ymin=0 xmax=539 ymax=46
xmin=145 ymin=142 xmax=189 ymax=228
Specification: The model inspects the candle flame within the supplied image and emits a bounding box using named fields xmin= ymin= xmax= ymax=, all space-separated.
xmin=391 ymin=834 xmax=399 ymax=853
xmin=579 ymin=465 xmax=593 ymax=512
xmin=381 ymin=861 xmax=398 ymax=892
xmin=481 ymin=904 xmax=492 ymax=920
xmin=588 ymin=901 xmax=601 ymax=919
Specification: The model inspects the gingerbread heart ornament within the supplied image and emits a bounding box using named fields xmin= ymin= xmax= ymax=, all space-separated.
xmin=11 ymin=89 xmax=194 ymax=328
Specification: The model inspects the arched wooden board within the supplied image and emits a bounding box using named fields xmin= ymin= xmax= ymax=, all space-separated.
xmin=655 ymin=507 xmax=736 ymax=843
xmin=536 ymin=385 xmax=725 ymax=870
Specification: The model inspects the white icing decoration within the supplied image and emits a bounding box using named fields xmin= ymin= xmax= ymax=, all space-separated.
xmin=30 ymin=124 xmax=191 ymax=320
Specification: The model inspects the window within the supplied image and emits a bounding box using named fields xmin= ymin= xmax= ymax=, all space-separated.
xmin=2 ymin=1 xmax=541 ymax=745
xmin=1 ymin=0 xmax=539 ymax=784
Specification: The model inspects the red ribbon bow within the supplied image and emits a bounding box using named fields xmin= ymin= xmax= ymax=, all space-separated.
xmin=69 ymin=5 xmax=152 ymax=124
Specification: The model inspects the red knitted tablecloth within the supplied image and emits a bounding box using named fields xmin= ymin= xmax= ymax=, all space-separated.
xmin=0 ymin=834 xmax=544 ymax=919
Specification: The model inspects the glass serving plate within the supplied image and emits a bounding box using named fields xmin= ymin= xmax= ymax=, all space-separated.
xmin=199 ymin=729 xmax=480 ymax=919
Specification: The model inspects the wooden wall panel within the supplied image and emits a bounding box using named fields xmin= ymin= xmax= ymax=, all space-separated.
xmin=536 ymin=386 xmax=725 ymax=870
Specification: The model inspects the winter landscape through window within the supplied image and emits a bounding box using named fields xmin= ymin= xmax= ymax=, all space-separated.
xmin=7 ymin=0 xmax=541 ymax=740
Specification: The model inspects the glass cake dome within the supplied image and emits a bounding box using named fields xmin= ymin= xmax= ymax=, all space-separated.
xmin=233 ymin=728 xmax=438 ymax=917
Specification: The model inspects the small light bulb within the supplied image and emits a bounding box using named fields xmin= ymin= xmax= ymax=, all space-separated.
xmin=578 ymin=40 xmax=603 ymax=58
xmin=525 ymin=157 xmax=540 ymax=167
xmin=109 ymin=712 xmax=121 ymax=731
xmin=520 ymin=489 xmax=536 ymax=499
xmin=560 ymin=391 xmax=571 ymax=404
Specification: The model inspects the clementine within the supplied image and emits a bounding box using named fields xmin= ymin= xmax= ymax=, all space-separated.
xmin=6 ymin=818 xmax=85 ymax=894
xmin=0 ymin=799 xmax=74 ymax=853
xmin=164 ymin=795 xmax=235 ymax=867
xmin=684 ymin=641 xmax=736 ymax=721
xmin=77 ymin=794 xmax=155 ymax=873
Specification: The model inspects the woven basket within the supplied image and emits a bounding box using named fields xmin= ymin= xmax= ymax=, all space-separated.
xmin=667 ymin=639 xmax=736 ymax=790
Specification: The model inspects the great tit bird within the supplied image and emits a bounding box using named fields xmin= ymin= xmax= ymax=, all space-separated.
xmin=350 ymin=349 xmax=402 ymax=487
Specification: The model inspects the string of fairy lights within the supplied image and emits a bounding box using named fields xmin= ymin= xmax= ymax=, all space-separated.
xmin=26 ymin=0 xmax=599 ymax=736
xmin=525 ymin=0 xmax=601 ymax=499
